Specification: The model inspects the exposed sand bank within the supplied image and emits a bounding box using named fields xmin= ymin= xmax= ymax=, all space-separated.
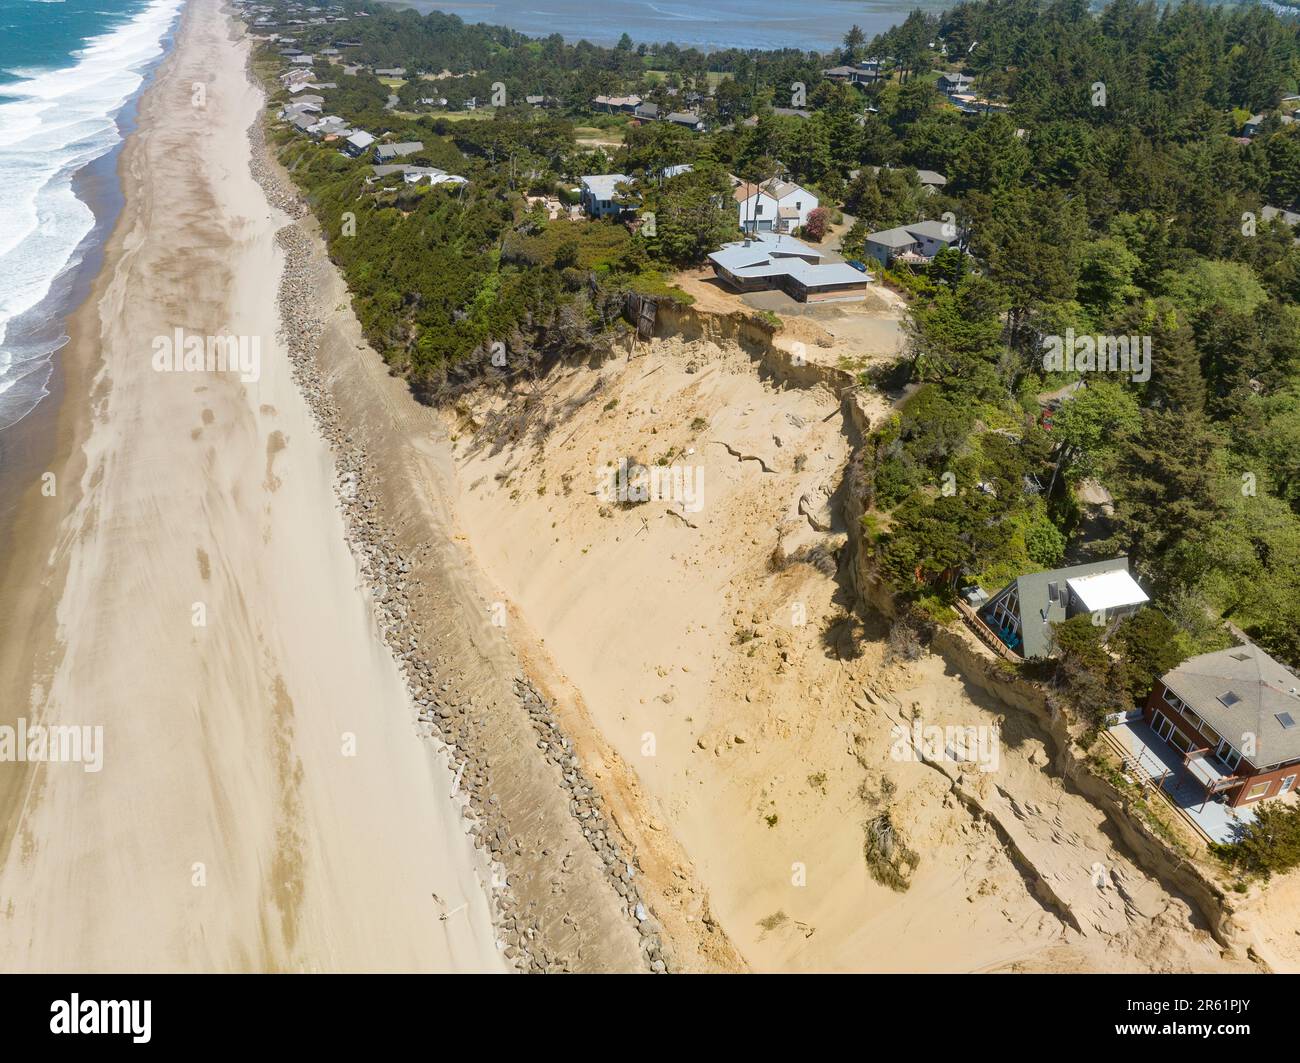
xmin=445 ymin=309 xmax=1257 ymax=973
xmin=0 ymin=0 xmax=504 ymax=972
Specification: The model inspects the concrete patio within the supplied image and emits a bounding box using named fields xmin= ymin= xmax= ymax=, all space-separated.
xmin=1107 ymin=719 xmax=1257 ymax=844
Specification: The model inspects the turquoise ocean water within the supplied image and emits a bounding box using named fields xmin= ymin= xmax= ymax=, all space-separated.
xmin=0 ymin=0 xmax=183 ymax=432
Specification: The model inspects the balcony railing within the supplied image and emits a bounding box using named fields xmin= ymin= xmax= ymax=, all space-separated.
xmin=955 ymin=600 xmax=1023 ymax=663
xmin=1184 ymin=751 xmax=1241 ymax=793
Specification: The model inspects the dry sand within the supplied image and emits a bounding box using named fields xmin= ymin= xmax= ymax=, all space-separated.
xmin=0 ymin=0 xmax=505 ymax=972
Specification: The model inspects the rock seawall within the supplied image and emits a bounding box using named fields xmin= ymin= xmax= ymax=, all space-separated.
xmin=244 ymin=60 xmax=666 ymax=972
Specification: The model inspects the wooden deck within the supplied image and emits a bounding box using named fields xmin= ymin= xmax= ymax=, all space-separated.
xmin=955 ymin=599 xmax=1023 ymax=664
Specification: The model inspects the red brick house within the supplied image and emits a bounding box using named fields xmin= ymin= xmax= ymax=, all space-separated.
xmin=1144 ymin=643 xmax=1300 ymax=809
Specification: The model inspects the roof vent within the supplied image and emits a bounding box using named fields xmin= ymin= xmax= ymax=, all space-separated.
xmin=1278 ymin=712 xmax=1296 ymax=730
xmin=1218 ymin=691 xmax=1242 ymax=708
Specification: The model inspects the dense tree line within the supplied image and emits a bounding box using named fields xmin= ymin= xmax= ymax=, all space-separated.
xmin=264 ymin=0 xmax=1300 ymax=677
xmin=861 ymin=3 xmax=1300 ymax=685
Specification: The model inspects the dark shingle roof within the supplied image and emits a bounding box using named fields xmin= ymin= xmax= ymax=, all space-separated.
xmin=1162 ymin=644 xmax=1300 ymax=768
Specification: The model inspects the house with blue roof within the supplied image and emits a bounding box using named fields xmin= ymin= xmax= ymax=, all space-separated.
xmin=708 ymin=232 xmax=871 ymax=303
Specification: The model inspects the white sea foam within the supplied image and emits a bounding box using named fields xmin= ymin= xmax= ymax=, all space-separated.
xmin=0 ymin=0 xmax=183 ymax=430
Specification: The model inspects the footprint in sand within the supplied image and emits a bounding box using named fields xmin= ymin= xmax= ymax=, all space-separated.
xmin=264 ymin=430 xmax=287 ymax=492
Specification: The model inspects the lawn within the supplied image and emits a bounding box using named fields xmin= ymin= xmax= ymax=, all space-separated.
xmin=643 ymin=68 xmax=731 ymax=90
xmin=574 ymin=125 xmax=625 ymax=146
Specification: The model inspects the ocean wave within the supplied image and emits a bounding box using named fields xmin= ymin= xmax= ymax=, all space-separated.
xmin=0 ymin=0 xmax=183 ymax=431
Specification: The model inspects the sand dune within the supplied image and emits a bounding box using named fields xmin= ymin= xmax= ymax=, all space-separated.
xmin=446 ymin=314 xmax=1256 ymax=973
xmin=0 ymin=0 xmax=504 ymax=973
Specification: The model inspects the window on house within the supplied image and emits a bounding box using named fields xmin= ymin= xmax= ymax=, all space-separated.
xmin=1216 ymin=740 xmax=1243 ymax=772
xmin=1246 ymin=781 xmax=1271 ymax=801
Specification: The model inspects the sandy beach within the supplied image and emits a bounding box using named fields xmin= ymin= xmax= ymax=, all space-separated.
xmin=0 ymin=0 xmax=505 ymax=972
xmin=3 ymin=0 xmax=1294 ymax=981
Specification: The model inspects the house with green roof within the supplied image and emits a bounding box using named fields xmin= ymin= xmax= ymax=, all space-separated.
xmin=977 ymin=557 xmax=1148 ymax=659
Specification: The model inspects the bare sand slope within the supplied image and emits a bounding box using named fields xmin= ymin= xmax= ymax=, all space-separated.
xmin=448 ymin=326 xmax=1252 ymax=973
xmin=0 ymin=0 xmax=504 ymax=972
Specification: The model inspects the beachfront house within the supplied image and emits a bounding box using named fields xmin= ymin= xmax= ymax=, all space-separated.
xmin=370 ymin=164 xmax=414 ymax=181
xmin=374 ymin=141 xmax=423 ymax=162
xmin=280 ymin=68 xmax=312 ymax=90
xmin=764 ymin=179 xmax=818 ymax=233
xmin=865 ymin=220 xmax=963 ymax=266
xmin=1140 ymin=644 xmax=1300 ymax=809
xmin=735 ymin=178 xmax=817 ymax=234
xmin=580 ymin=174 xmax=633 ymax=218
xmin=976 ymin=557 xmax=1148 ymax=659
xmin=309 ymin=115 xmax=350 ymax=138
xmin=284 ymin=99 xmax=321 ymax=120
xmin=403 ymin=167 xmax=467 ymax=186
xmin=343 ymin=130 xmax=376 ymax=157
xmin=708 ymin=232 xmax=871 ymax=303
xmin=735 ymin=182 xmax=779 ymax=233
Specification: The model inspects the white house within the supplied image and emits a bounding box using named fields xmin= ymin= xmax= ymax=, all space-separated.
xmin=580 ymin=174 xmax=632 ymax=218
xmin=764 ymin=179 xmax=818 ymax=233
xmin=404 ymin=167 xmax=467 ymax=186
xmin=735 ymin=181 xmax=779 ymax=233
xmin=736 ymin=179 xmax=817 ymax=234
